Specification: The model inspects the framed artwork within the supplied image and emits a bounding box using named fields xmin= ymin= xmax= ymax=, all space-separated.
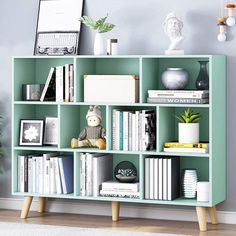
xmin=34 ymin=0 xmax=84 ymax=55
xmin=19 ymin=120 xmax=44 ymax=146
xmin=43 ymin=117 xmax=58 ymax=145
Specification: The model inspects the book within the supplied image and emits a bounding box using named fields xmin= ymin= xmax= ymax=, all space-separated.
xmin=93 ymin=154 xmax=112 ymax=197
xmin=80 ymin=153 xmax=86 ymax=196
xmin=148 ymin=90 xmax=209 ymax=99
xmin=158 ymin=158 xmax=163 ymax=200
xmin=153 ymin=158 xmax=159 ymax=200
xmin=147 ymin=97 xmax=209 ymax=104
xmin=38 ymin=156 xmax=44 ymax=194
xmin=163 ymin=158 xmax=168 ymax=200
xmin=100 ymin=189 xmax=140 ymax=198
xmin=58 ymin=155 xmax=74 ymax=194
xmin=49 ymin=157 xmax=57 ymax=194
xmin=18 ymin=155 xmax=27 ymax=192
xmin=123 ymin=111 xmax=129 ymax=151
xmin=69 ymin=64 xmax=74 ymax=102
xmin=54 ymin=157 xmax=62 ymax=194
xmin=56 ymin=66 xmax=64 ymax=102
xmin=167 ymin=157 xmax=180 ymax=200
xmin=163 ymin=147 xmax=209 ymax=153
xmin=145 ymin=157 xmax=150 ymax=199
xmin=40 ymin=67 xmax=55 ymax=101
xmin=101 ymin=181 xmax=139 ymax=192
xmin=28 ymin=157 xmax=33 ymax=193
xmin=85 ymin=153 xmax=95 ymax=196
xmin=64 ymin=64 xmax=70 ymax=102
xmin=164 ymin=141 xmax=209 ymax=148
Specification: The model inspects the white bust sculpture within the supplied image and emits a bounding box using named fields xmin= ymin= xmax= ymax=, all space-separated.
xmin=163 ymin=12 xmax=184 ymax=54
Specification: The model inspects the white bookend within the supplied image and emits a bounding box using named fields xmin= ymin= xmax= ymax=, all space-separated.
xmin=38 ymin=156 xmax=44 ymax=194
xmin=80 ymin=153 xmax=86 ymax=196
xmin=54 ymin=157 xmax=62 ymax=194
xmin=28 ymin=157 xmax=33 ymax=193
xmin=102 ymin=181 xmax=139 ymax=192
xmin=64 ymin=64 xmax=70 ymax=102
xmin=69 ymin=64 xmax=74 ymax=102
xmin=56 ymin=66 xmax=64 ymax=102
xmin=93 ymin=154 xmax=112 ymax=197
xmin=154 ymin=158 xmax=159 ymax=200
xmin=158 ymin=158 xmax=163 ymax=200
xmin=40 ymin=67 xmax=55 ymax=101
xmin=163 ymin=158 xmax=168 ymax=200
xmin=149 ymin=158 xmax=154 ymax=199
xmin=123 ymin=111 xmax=129 ymax=151
xmin=145 ymin=158 xmax=150 ymax=199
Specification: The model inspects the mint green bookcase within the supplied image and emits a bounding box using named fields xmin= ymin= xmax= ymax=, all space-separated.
xmin=12 ymin=55 xmax=226 ymax=231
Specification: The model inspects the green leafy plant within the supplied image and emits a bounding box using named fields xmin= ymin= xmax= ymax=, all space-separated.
xmin=175 ymin=108 xmax=200 ymax=123
xmin=79 ymin=15 xmax=115 ymax=33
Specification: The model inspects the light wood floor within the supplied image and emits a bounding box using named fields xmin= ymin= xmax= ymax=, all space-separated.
xmin=0 ymin=209 xmax=236 ymax=235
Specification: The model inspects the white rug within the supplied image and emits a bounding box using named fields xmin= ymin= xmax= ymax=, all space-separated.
xmin=0 ymin=221 xmax=185 ymax=236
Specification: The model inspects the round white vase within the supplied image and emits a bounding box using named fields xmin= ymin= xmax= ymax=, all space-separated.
xmin=178 ymin=123 xmax=199 ymax=143
xmin=94 ymin=33 xmax=104 ymax=55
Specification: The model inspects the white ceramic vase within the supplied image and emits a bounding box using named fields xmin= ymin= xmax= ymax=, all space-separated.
xmin=178 ymin=123 xmax=199 ymax=143
xmin=94 ymin=33 xmax=104 ymax=55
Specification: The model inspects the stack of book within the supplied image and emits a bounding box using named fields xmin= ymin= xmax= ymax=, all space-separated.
xmin=80 ymin=153 xmax=112 ymax=197
xmin=40 ymin=64 xmax=74 ymax=102
xmin=163 ymin=142 xmax=209 ymax=153
xmin=147 ymin=90 xmax=209 ymax=104
xmin=145 ymin=156 xmax=180 ymax=200
xmin=18 ymin=153 xmax=73 ymax=194
xmin=100 ymin=180 xmax=140 ymax=199
xmin=112 ymin=109 xmax=156 ymax=151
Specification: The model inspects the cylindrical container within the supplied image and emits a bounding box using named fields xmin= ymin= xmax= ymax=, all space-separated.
xmin=182 ymin=169 xmax=198 ymax=198
xmin=161 ymin=68 xmax=189 ymax=90
xmin=22 ymin=84 xmax=44 ymax=101
xmin=178 ymin=123 xmax=199 ymax=143
xmin=197 ymin=181 xmax=210 ymax=202
xmin=107 ymin=39 xmax=118 ymax=55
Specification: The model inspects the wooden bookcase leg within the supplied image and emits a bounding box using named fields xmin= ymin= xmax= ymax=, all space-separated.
xmin=111 ymin=201 xmax=120 ymax=222
xmin=20 ymin=196 xmax=33 ymax=219
xmin=208 ymin=206 xmax=218 ymax=225
xmin=38 ymin=197 xmax=47 ymax=213
xmin=196 ymin=206 xmax=207 ymax=231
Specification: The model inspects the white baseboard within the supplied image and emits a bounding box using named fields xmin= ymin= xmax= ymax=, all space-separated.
xmin=0 ymin=197 xmax=235 ymax=224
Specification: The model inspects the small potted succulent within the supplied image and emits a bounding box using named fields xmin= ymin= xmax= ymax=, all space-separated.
xmin=79 ymin=15 xmax=115 ymax=55
xmin=175 ymin=108 xmax=200 ymax=143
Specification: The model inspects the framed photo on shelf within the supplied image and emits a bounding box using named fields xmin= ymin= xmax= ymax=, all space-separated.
xmin=43 ymin=117 xmax=58 ymax=145
xmin=19 ymin=120 xmax=44 ymax=146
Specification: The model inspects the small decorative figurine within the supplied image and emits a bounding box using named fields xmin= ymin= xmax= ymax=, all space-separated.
xmin=163 ymin=12 xmax=184 ymax=55
xmin=71 ymin=105 xmax=106 ymax=149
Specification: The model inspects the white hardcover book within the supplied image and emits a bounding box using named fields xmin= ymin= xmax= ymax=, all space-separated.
xmin=69 ymin=64 xmax=74 ymax=102
xmin=38 ymin=156 xmax=44 ymax=194
xmin=158 ymin=158 xmax=163 ymax=200
xmin=40 ymin=67 xmax=55 ymax=101
xmin=32 ymin=156 xmax=37 ymax=193
xmin=19 ymin=155 xmax=25 ymax=193
xmin=80 ymin=153 xmax=86 ymax=196
xmin=93 ymin=154 xmax=112 ymax=197
xmin=167 ymin=158 xmax=172 ymax=201
xmin=163 ymin=147 xmax=209 ymax=154
xmin=102 ymin=181 xmax=139 ymax=192
xmin=135 ymin=111 xmax=140 ymax=151
xmin=100 ymin=189 xmax=140 ymax=198
xmin=54 ymin=157 xmax=62 ymax=194
xmin=35 ymin=158 xmax=40 ymax=193
xmin=128 ymin=112 xmax=132 ymax=151
xmin=123 ymin=111 xmax=129 ymax=151
xmin=115 ymin=110 xmax=120 ymax=150
xmin=28 ymin=157 xmax=33 ymax=193
xmin=163 ymin=158 xmax=168 ymax=200
xmin=50 ymin=158 xmax=56 ymax=194
xmin=56 ymin=66 xmax=64 ymax=102
xmin=149 ymin=158 xmax=154 ymax=199
xmin=64 ymin=64 xmax=70 ymax=102
xmin=148 ymin=90 xmax=209 ymax=98
xmin=145 ymin=158 xmax=150 ymax=199
xmin=131 ymin=113 xmax=136 ymax=151
xmin=43 ymin=156 xmax=50 ymax=194
xmin=85 ymin=153 xmax=93 ymax=196
xmin=154 ymin=158 xmax=159 ymax=200
xmin=112 ymin=109 xmax=117 ymax=150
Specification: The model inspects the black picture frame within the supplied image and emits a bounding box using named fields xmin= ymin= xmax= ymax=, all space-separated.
xmin=19 ymin=120 xmax=44 ymax=146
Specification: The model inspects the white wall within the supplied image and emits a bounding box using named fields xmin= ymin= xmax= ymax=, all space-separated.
xmin=0 ymin=0 xmax=235 ymax=214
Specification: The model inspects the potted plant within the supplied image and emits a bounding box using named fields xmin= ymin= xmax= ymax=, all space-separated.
xmin=79 ymin=15 xmax=115 ymax=55
xmin=175 ymin=108 xmax=200 ymax=143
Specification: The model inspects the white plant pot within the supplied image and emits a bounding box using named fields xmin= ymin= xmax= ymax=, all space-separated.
xmin=178 ymin=123 xmax=199 ymax=143
xmin=94 ymin=33 xmax=104 ymax=55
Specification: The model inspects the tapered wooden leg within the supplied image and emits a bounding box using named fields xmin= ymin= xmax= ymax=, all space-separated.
xmin=20 ymin=196 xmax=33 ymax=219
xmin=196 ymin=206 xmax=207 ymax=231
xmin=208 ymin=206 xmax=218 ymax=225
xmin=38 ymin=197 xmax=47 ymax=213
xmin=111 ymin=201 xmax=120 ymax=222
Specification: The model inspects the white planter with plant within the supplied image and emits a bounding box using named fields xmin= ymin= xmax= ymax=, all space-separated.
xmin=80 ymin=15 xmax=115 ymax=55
xmin=176 ymin=108 xmax=200 ymax=143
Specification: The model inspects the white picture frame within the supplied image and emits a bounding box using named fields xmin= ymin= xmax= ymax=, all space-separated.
xmin=19 ymin=120 xmax=44 ymax=146
xmin=43 ymin=117 xmax=58 ymax=145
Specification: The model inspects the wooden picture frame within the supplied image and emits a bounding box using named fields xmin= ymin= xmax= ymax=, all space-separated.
xmin=19 ymin=120 xmax=44 ymax=146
